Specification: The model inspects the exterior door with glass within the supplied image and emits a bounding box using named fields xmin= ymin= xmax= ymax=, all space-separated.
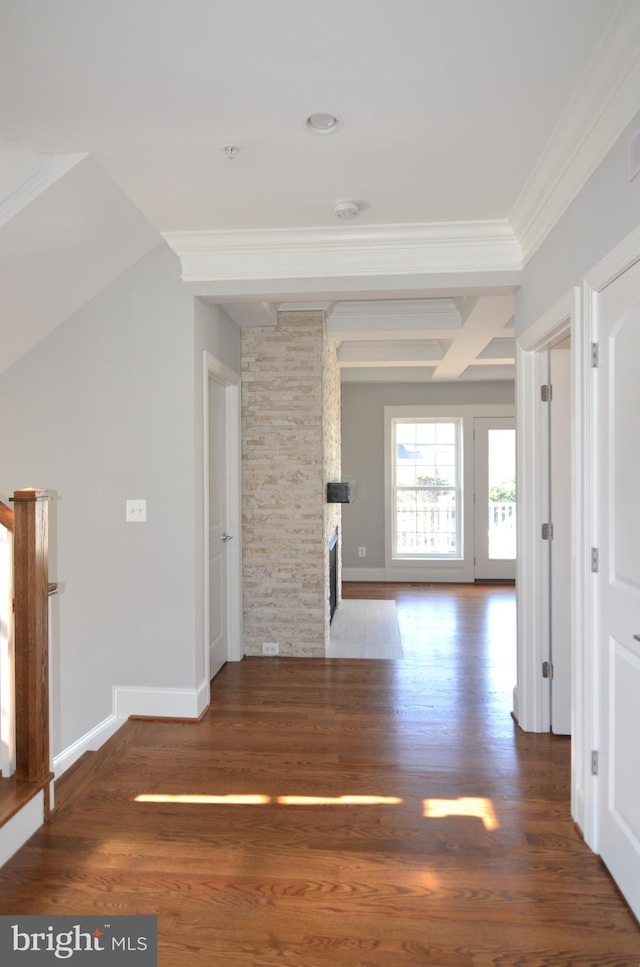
xmin=473 ymin=418 xmax=516 ymax=580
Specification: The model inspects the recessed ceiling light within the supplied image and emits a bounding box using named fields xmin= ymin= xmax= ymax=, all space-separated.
xmin=333 ymin=200 xmax=360 ymax=220
xmin=305 ymin=111 xmax=342 ymax=135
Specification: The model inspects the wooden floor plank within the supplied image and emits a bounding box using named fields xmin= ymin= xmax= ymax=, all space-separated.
xmin=0 ymin=583 xmax=638 ymax=966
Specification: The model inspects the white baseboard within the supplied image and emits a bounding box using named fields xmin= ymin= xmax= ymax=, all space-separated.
xmin=53 ymin=711 xmax=125 ymax=779
xmin=1 ymin=680 xmax=208 ymax=868
xmin=0 ymin=790 xmax=44 ymax=867
xmin=342 ymin=568 xmax=386 ymax=581
xmin=114 ymin=682 xmax=208 ymax=719
xmin=512 ymin=685 xmax=520 ymax=723
xmin=53 ymin=681 xmax=209 ymax=781
xmin=342 ymin=566 xmax=476 ymax=583
xmin=574 ymin=782 xmax=585 ymax=834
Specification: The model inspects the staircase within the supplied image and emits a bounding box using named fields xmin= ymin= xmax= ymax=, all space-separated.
xmin=0 ymin=490 xmax=55 ymax=865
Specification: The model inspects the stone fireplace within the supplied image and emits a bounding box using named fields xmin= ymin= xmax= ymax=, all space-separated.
xmin=241 ymin=309 xmax=341 ymax=656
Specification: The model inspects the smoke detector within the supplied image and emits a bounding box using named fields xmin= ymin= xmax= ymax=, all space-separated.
xmin=333 ymin=200 xmax=360 ymax=220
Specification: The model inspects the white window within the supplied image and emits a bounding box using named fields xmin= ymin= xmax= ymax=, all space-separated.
xmin=392 ymin=418 xmax=462 ymax=559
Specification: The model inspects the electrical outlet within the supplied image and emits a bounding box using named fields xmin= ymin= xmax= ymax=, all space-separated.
xmin=262 ymin=642 xmax=279 ymax=656
xmin=358 ymin=546 xmax=366 ymax=558
xmin=126 ymin=499 xmax=147 ymax=523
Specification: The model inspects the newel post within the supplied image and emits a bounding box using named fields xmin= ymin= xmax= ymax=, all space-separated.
xmin=12 ymin=488 xmax=50 ymax=784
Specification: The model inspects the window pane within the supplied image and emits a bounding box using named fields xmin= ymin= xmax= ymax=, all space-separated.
xmin=415 ymin=422 xmax=436 ymax=444
xmin=488 ymin=429 xmax=516 ymax=560
xmin=435 ymin=422 xmax=456 ymax=444
xmin=396 ymin=423 xmax=417 ymax=445
xmin=393 ymin=419 xmax=461 ymax=559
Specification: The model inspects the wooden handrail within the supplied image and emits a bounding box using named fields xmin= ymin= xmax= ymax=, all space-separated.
xmin=12 ymin=489 xmax=50 ymax=787
xmin=0 ymin=499 xmax=13 ymax=533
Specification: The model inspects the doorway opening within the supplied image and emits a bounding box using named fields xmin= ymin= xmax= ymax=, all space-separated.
xmin=202 ymin=352 xmax=243 ymax=688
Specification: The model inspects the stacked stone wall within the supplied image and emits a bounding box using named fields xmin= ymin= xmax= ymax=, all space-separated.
xmin=242 ymin=311 xmax=338 ymax=657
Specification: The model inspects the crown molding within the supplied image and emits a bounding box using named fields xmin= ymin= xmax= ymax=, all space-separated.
xmin=277 ymin=301 xmax=334 ymax=313
xmin=163 ymin=220 xmax=522 ymax=283
xmin=0 ymin=151 xmax=87 ymax=229
xmin=510 ymin=2 xmax=640 ymax=265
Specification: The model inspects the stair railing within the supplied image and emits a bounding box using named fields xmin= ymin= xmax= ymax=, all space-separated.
xmin=0 ymin=490 xmax=54 ymax=816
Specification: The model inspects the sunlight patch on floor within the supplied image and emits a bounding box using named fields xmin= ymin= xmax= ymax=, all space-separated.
xmin=135 ymin=793 xmax=402 ymax=807
xmin=422 ymin=796 xmax=499 ymax=830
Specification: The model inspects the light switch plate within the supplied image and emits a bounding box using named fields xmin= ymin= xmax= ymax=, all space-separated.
xmin=126 ymin=499 xmax=147 ymax=522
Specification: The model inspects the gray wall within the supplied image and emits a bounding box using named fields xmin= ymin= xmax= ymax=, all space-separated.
xmin=517 ymin=109 xmax=640 ymax=332
xmin=0 ymin=243 xmax=241 ymax=756
xmin=341 ymin=381 xmax=515 ymax=569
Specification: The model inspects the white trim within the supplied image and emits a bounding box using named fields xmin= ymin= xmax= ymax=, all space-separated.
xmin=518 ymin=291 xmax=575 ymax=352
xmin=0 ymin=791 xmax=44 ymax=867
xmin=384 ymin=404 xmax=515 ymax=584
xmin=52 ymin=711 xmax=123 ymax=778
xmin=164 ymin=220 xmax=522 ymax=282
xmin=583 ymin=223 xmax=640 ymax=292
xmin=581 ymin=223 xmax=640 ymax=852
xmin=203 ymin=352 xmax=243 ymax=680
xmin=114 ymin=683 xmax=207 ymax=720
xmin=510 ymin=4 xmax=640 ymax=264
xmin=515 ymin=343 xmax=550 ymax=733
xmin=516 ymin=291 xmax=579 ymax=735
xmin=341 ymin=567 xmax=386 ymax=582
xmin=52 ymin=681 xmax=210 ymax=782
xmin=570 ymin=288 xmax=589 ymax=836
xmin=278 ymin=302 xmax=335 ymax=313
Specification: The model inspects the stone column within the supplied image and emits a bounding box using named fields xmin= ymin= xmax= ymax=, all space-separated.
xmin=242 ymin=310 xmax=341 ymax=657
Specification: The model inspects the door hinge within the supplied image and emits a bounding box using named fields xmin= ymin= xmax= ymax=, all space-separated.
xmin=591 ymin=750 xmax=599 ymax=776
xmin=591 ymin=342 xmax=599 ymax=368
xmin=591 ymin=547 xmax=599 ymax=573
xmin=542 ymin=660 xmax=554 ymax=679
xmin=541 ymin=384 xmax=553 ymax=402
xmin=542 ymin=522 xmax=554 ymax=541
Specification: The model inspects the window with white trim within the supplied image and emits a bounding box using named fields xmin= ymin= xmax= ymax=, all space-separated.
xmin=392 ymin=418 xmax=462 ymax=559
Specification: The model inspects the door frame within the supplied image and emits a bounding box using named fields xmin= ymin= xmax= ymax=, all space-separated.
xmin=516 ymin=287 xmax=587 ymax=826
xmin=582 ymin=223 xmax=640 ymax=854
xmin=203 ymin=351 xmax=243 ymax=685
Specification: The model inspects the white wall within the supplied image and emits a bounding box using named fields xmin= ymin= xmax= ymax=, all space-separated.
xmin=341 ymin=381 xmax=515 ymax=572
xmin=0 ymin=243 xmax=240 ymax=761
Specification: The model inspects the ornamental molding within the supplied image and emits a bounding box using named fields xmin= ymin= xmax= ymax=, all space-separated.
xmin=163 ymin=220 xmax=522 ymax=282
xmin=510 ymin=3 xmax=640 ymax=264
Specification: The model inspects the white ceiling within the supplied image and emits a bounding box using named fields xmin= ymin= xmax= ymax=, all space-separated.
xmin=1 ymin=0 xmax=639 ymax=380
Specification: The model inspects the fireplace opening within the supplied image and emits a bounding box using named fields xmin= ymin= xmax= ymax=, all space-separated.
xmin=329 ymin=529 xmax=338 ymax=623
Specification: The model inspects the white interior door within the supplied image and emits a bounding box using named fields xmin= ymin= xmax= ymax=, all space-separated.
xmin=594 ymin=256 xmax=640 ymax=920
xmin=474 ymin=418 xmax=516 ymax=580
xmin=208 ymin=377 xmax=229 ymax=679
xmin=549 ymin=344 xmax=572 ymax=735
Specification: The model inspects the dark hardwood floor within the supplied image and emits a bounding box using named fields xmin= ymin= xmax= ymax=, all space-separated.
xmin=0 ymin=583 xmax=638 ymax=966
